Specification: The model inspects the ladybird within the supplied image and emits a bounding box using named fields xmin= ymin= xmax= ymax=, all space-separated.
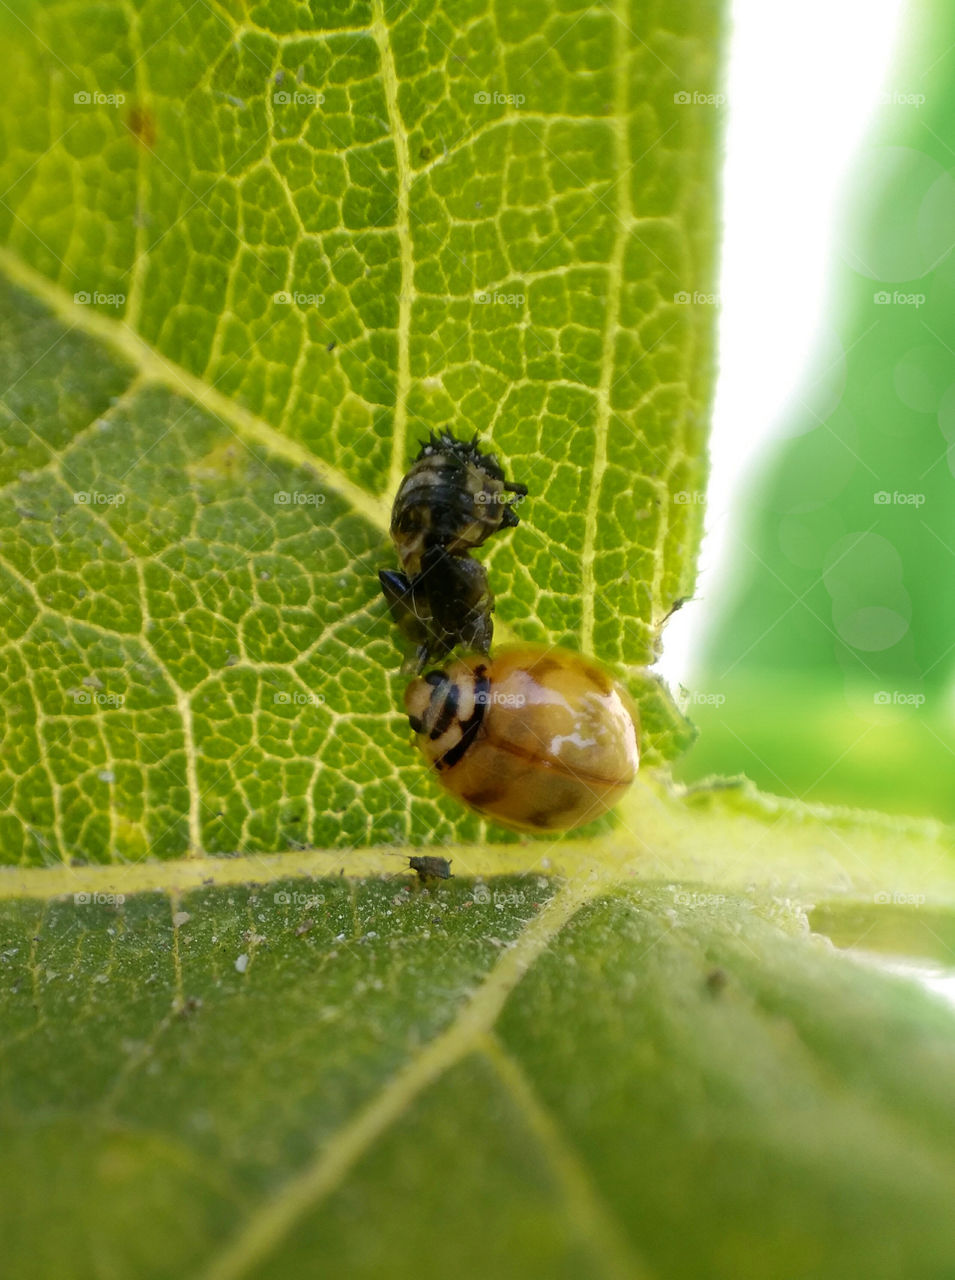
xmin=404 ymin=645 xmax=639 ymax=831
xmin=379 ymin=431 xmax=527 ymax=670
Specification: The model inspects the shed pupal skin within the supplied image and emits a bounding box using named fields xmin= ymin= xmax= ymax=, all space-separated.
xmin=390 ymin=432 xmax=527 ymax=577
xmin=378 ymin=548 xmax=493 ymax=671
xmin=404 ymin=645 xmax=640 ymax=832
xmin=380 ymin=431 xmax=527 ymax=672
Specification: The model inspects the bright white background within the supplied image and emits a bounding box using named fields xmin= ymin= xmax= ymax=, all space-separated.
xmin=657 ymin=0 xmax=907 ymax=689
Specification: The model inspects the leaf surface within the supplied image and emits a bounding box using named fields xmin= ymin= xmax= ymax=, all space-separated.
xmin=4 ymin=4 xmax=953 ymax=1280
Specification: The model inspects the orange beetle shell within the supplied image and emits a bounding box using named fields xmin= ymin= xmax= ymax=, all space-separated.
xmin=404 ymin=645 xmax=639 ymax=831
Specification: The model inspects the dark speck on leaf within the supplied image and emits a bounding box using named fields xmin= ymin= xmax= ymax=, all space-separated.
xmin=127 ymin=105 xmax=157 ymax=148
xmin=705 ymin=967 xmax=728 ymax=996
xmin=327 ymin=341 xmax=336 ymax=352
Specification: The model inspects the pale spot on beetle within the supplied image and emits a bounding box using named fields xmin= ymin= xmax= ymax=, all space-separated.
xmin=549 ymin=732 xmax=597 ymax=755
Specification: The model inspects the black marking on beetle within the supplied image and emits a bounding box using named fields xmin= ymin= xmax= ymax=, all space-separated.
xmin=526 ymin=656 xmax=563 ymax=681
xmin=430 ymin=679 xmax=459 ymax=740
xmin=461 ymin=784 xmax=506 ymax=808
xmin=437 ymin=672 xmax=490 ymax=770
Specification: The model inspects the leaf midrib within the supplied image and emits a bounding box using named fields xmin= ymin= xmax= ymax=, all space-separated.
xmin=3 ymin=780 xmax=953 ymax=903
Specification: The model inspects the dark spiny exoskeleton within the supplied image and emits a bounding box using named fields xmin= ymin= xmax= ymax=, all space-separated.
xmin=379 ymin=431 xmax=528 ymax=671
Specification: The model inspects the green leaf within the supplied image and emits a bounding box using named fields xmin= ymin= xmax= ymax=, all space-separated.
xmin=5 ymin=2 xmax=955 ymax=1278
xmin=3 ymin=790 xmax=955 ymax=1279
xmin=0 ymin=0 xmax=721 ymax=860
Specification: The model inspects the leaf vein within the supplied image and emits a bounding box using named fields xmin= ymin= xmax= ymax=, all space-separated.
xmin=200 ymin=877 xmax=601 ymax=1280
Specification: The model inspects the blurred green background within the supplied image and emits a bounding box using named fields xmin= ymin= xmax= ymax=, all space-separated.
xmin=678 ymin=1 xmax=955 ymax=820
